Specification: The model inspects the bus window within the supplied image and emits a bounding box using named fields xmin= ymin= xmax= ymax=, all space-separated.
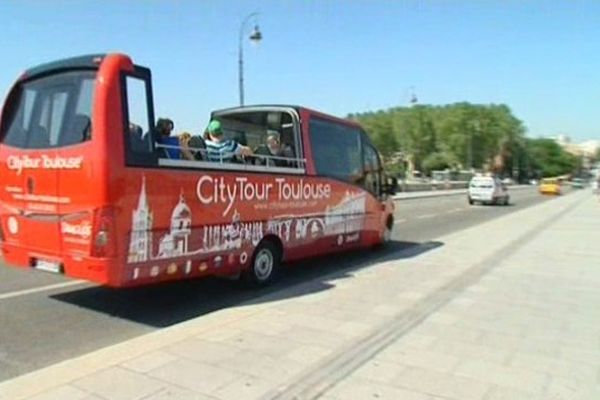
xmin=208 ymin=109 xmax=304 ymax=170
xmin=123 ymin=75 xmax=154 ymax=161
xmin=308 ymin=118 xmax=362 ymax=184
xmin=0 ymin=71 xmax=95 ymax=149
xmin=48 ymin=92 xmax=68 ymax=145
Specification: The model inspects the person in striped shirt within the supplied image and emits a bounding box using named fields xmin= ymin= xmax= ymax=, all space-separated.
xmin=205 ymin=120 xmax=253 ymax=163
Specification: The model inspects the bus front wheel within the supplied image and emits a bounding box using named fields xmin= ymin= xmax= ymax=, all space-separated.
xmin=242 ymin=240 xmax=281 ymax=287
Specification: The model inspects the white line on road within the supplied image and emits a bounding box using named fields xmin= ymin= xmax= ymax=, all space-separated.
xmin=0 ymin=280 xmax=86 ymax=301
xmin=416 ymin=214 xmax=437 ymax=219
xmin=395 ymin=219 xmax=407 ymax=224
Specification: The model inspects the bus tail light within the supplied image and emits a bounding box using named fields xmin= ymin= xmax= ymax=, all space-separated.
xmin=91 ymin=207 xmax=116 ymax=258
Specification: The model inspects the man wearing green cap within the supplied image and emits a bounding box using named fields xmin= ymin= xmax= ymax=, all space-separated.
xmin=204 ymin=120 xmax=252 ymax=163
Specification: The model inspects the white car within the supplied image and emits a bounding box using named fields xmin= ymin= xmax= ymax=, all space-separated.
xmin=468 ymin=176 xmax=510 ymax=205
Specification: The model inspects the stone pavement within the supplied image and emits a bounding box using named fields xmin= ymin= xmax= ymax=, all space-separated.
xmin=0 ymin=189 xmax=598 ymax=400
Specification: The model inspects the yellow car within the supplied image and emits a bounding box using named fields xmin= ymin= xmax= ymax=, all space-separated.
xmin=539 ymin=179 xmax=561 ymax=195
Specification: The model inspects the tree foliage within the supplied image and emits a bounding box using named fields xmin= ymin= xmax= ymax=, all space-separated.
xmin=349 ymin=102 xmax=578 ymax=179
xmin=524 ymin=138 xmax=579 ymax=178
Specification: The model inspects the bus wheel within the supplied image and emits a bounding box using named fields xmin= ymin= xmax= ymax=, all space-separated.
xmin=243 ymin=240 xmax=281 ymax=287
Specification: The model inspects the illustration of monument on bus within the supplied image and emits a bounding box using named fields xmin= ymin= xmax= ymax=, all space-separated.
xmin=324 ymin=190 xmax=366 ymax=235
xmin=292 ymin=190 xmax=366 ymax=239
xmin=128 ymin=177 xmax=153 ymax=263
xmin=156 ymin=191 xmax=192 ymax=259
xmin=127 ymin=177 xmax=261 ymax=264
xmin=127 ymin=177 xmax=368 ymax=264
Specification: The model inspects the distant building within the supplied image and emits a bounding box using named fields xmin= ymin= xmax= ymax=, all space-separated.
xmin=552 ymin=135 xmax=599 ymax=158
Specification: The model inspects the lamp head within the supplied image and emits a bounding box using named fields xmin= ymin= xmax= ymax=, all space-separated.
xmin=249 ymin=25 xmax=262 ymax=43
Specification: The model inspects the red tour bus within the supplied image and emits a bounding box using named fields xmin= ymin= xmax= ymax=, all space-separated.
xmin=0 ymin=53 xmax=397 ymax=287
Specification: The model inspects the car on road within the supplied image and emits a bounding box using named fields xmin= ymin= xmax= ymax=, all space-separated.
xmin=571 ymin=178 xmax=585 ymax=189
xmin=539 ymin=178 xmax=561 ymax=195
xmin=467 ymin=176 xmax=510 ymax=205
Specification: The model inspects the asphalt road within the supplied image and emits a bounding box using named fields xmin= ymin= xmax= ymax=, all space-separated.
xmin=0 ymin=186 xmax=570 ymax=382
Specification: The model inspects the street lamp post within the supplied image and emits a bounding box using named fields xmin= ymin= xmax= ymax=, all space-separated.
xmin=238 ymin=12 xmax=262 ymax=106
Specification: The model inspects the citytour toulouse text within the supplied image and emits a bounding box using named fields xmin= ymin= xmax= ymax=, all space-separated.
xmin=196 ymin=176 xmax=332 ymax=216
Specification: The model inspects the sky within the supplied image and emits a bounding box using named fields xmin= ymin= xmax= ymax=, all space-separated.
xmin=1 ymin=0 xmax=599 ymax=142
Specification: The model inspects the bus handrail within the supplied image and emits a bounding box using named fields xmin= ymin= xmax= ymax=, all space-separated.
xmin=154 ymin=143 xmax=307 ymax=168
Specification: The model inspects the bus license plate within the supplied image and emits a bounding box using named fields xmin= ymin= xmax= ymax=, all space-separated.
xmin=35 ymin=259 xmax=61 ymax=274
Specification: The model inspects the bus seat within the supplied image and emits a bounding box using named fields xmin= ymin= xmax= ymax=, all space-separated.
xmin=233 ymin=131 xmax=247 ymax=146
xmin=188 ymin=135 xmax=206 ymax=160
xmin=281 ymin=126 xmax=295 ymax=148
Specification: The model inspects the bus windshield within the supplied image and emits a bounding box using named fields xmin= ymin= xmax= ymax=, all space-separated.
xmin=1 ymin=70 xmax=96 ymax=149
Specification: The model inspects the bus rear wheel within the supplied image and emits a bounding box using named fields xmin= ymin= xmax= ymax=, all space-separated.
xmin=242 ymin=240 xmax=281 ymax=287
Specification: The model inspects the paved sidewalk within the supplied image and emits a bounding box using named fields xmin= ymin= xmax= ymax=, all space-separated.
xmin=0 ymin=190 xmax=598 ymax=400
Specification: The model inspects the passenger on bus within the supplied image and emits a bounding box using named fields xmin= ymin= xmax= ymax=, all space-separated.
xmin=156 ymin=118 xmax=174 ymax=137
xmin=204 ymin=120 xmax=252 ymax=163
xmin=156 ymin=118 xmax=180 ymax=158
xmin=180 ymin=132 xmax=206 ymax=161
xmin=254 ymin=130 xmax=295 ymax=167
xmin=128 ymin=122 xmax=147 ymax=152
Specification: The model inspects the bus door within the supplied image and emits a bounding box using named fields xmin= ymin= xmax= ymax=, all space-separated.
xmin=118 ymin=67 xmax=157 ymax=275
xmin=361 ymin=134 xmax=385 ymax=243
xmin=121 ymin=66 xmax=156 ymax=167
xmin=306 ymin=116 xmax=370 ymax=251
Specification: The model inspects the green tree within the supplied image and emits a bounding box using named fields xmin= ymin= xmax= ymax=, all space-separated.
xmin=421 ymin=151 xmax=457 ymax=175
xmin=350 ymin=102 xmax=526 ymax=176
xmin=525 ymin=138 xmax=578 ymax=177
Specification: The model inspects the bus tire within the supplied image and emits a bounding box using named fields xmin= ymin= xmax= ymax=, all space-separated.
xmin=242 ymin=240 xmax=281 ymax=288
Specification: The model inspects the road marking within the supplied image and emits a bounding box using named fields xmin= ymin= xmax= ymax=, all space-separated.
xmin=416 ymin=214 xmax=437 ymax=219
xmin=394 ymin=219 xmax=407 ymax=224
xmin=447 ymin=208 xmax=464 ymax=213
xmin=0 ymin=280 xmax=86 ymax=301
